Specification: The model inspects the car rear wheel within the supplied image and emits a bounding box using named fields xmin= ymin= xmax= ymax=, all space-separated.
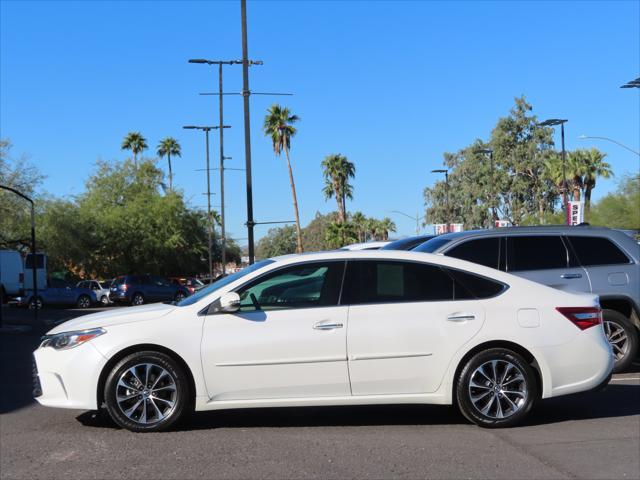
xmin=603 ymin=309 xmax=638 ymax=373
xmin=104 ymin=351 xmax=189 ymax=432
xmin=456 ymin=348 xmax=537 ymax=428
xmin=131 ymin=293 xmax=144 ymax=306
xmin=100 ymin=295 xmax=109 ymax=306
xmin=28 ymin=297 xmax=43 ymax=309
xmin=77 ymin=295 xmax=91 ymax=309
xmin=174 ymin=291 xmax=186 ymax=302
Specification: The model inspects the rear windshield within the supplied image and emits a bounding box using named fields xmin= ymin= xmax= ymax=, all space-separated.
xmin=413 ymin=236 xmax=453 ymax=253
xmin=113 ymin=277 xmax=125 ymax=285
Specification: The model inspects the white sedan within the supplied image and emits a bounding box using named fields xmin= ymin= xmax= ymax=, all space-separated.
xmin=33 ymin=250 xmax=614 ymax=432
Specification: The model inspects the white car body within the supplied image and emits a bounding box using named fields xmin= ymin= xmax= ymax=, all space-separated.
xmin=340 ymin=241 xmax=390 ymax=251
xmin=34 ymin=250 xmax=613 ymax=423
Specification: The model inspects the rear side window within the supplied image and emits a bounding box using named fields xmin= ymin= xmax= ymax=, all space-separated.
xmin=446 ymin=238 xmax=501 ymax=270
xmin=412 ymin=236 xmax=453 ymax=253
xmin=343 ymin=260 xmax=455 ymax=304
xmin=507 ymin=236 xmax=568 ymax=271
xmin=445 ymin=268 xmax=506 ymax=299
xmin=567 ymin=236 xmax=631 ymax=266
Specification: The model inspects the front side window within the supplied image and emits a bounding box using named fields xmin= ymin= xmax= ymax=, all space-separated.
xmin=446 ymin=237 xmax=501 ymax=270
xmin=236 ymin=261 xmax=345 ymax=311
xmin=506 ymin=236 xmax=568 ymax=271
xmin=567 ymin=236 xmax=631 ymax=266
xmin=342 ymin=260 xmax=456 ymax=305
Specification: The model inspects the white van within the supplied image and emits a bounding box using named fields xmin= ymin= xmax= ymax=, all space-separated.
xmin=0 ymin=250 xmax=24 ymax=300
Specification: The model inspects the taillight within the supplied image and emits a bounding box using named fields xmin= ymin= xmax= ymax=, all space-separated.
xmin=556 ymin=307 xmax=602 ymax=330
xmin=121 ymin=284 xmax=128 ymax=292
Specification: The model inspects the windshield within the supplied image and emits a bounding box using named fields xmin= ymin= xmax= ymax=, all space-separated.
xmin=175 ymin=260 xmax=275 ymax=307
xmin=412 ymin=236 xmax=453 ymax=253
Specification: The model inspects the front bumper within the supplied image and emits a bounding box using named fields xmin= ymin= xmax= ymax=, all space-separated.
xmin=33 ymin=342 xmax=108 ymax=410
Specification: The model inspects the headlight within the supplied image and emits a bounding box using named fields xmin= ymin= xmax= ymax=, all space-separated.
xmin=39 ymin=328 xmax=106 ymax=350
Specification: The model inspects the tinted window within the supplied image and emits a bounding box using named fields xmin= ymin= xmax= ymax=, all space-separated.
xmin=113 ymin=277 xmax=125 ymax=286
xmin=413 ymin=236 xmax=454 ymax=253
xmin=446 ymin=238 xmax=501 ymax=270
xmin=568 ymin=236 xmax=631 ymax=266
xmin=382 ymin=235 xmax=435 ymax=251
xmin=25 ymin=254 xmax=44 ymax=269
xmin=343 ymin=260 xmax=456 ymax=304
xmin=237 ymin=261 xmax=345 ymax=311
xmin=507 ymin=236 xmax=568 ymax=271
xmin=446 ymin=268 xmax=506 ymax=299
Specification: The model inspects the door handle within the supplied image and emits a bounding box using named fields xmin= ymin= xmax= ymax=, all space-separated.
xmin=313 ymin=322 xmax=343 ymax=330
xmin=561 ymin=273 xmax=582 ymax=279
xmin=447 ymin=314 xmax=475 ymax=322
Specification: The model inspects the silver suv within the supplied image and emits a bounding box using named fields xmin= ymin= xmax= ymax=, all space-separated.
xmin=414 ymin=226 xmax=640 ymax=372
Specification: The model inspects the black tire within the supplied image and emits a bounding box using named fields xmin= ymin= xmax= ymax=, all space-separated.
xmin=174 ymin=291 xmax=186 ymax=302
xmin=77 ymin=294 xmax=91 ymax=309
xmin=100 ymin=295 xmax=109 ymax=306
xmin=28 ymin=296 xmax=43 ymax=309
xmin=456 ymin=348 xmax=537 ymax=428
xmin=603 ymin=309 xmax=639 ymax=373
xmin=104 ymin=351 xmax=190 ymax=432
xmin=131 ymin=292 xmax=145 ymax=306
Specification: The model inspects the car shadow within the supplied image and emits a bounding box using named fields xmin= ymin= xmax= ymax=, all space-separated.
xmin=76 ymin=383 xmax=639 ymax=431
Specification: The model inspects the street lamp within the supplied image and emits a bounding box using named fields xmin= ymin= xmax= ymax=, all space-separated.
xmin=183 ymin=125 xmax=230 ymax=280
xmin=620 ymin=77 xmax=640 ymax=89
xmin=431 ymin=169 xmax=449 ymax=231
xmin=578 ymin=135 xmax=639 ymax=156
xmin=540 ymin=118 xmax=569 ymax=225
xmin=390 ymin=210 xmax=421 ymax=236
xmin=0 ymin=185 xmax=38 ymax=327
xmin=477 ymin=148 xmax=495 ymax=227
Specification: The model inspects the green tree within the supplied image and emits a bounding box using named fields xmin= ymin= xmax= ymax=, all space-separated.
xmin=263 ymin=104 xmax=303 ymax=253
xmin=302 ymin=211 xmax=337 ymax=252
xmin=157 ymin=137 xmax=181 ymax=191
xmin=121 ymin=132 xmax=148 ymax=169
xmin=350 ymin=211 xmax=368 ymax=242
xmin=325 ymin=220 xmax=358 ymax=249
xmin=256 ymin=225 xmax=297 ymax=259
xmin=588 ymin=174 xmax=639 ymax=229
xmin=321 ymin=154 xmax=355 ymax=223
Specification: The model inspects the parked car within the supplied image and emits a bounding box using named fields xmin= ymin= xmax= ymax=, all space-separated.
xmin=16 ymin=278 xmax=97 ymax=309
xmin=109 ymin=274 xmax=190 ymax=306
xmin=0 ymin=249 xmax=24 ymax=302
xmin=77 ymin=280 xmax=112 ymax=306
xmin=340 ymin=241 xmax=390 ymax=250
xmin=414 ymin=225 xmax=640 ymax=372
xmin=381 ymin=235 xmax=436 ymax=251
xmin=170 ymin=277 xmax=205 ymax=295
xmin=34 ymin=250 xmax=612 ymax=432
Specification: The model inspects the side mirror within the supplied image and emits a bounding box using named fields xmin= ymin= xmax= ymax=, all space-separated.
xmin=218 ymin=292 xmax=241 ymax=313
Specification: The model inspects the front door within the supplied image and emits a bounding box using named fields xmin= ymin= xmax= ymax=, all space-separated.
xmin=343 ymin=260 xmax=485 ymax=395
xmin=201 ymin=261 xmax=350 ymax=401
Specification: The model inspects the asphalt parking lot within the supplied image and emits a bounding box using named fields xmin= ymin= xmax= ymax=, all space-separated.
xmin=1 ymin=306 xmax=639 ymax=480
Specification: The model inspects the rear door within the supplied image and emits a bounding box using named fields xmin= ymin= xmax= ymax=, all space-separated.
xmin=344 ymin=259 xmax=485 ymax=395
xmin=505 ymin=235 xmax=591 ymax=293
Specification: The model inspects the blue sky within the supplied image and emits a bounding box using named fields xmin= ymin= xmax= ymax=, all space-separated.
xmin=1 ymin=0 xmax=638 ymax=241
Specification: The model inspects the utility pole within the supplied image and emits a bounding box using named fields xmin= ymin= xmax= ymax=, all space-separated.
xmin=540 ymin=119 xmax=569 ymax=225
xmin=478 ymin=148 xmax=495 ymax=227
xmin=431 ymin=169 xmax=450 ymax=232
xmin=183 ymin=125 xmax=230 ymax=279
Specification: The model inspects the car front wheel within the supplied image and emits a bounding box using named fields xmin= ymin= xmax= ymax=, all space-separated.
xmin=104 ymin=351 xmax=189 ymax=432
xmin=77 ymin=295 xmax=91 ymax=309
xmin=603 ymin=309 xmax=639 ymax=373
xmin=100 ymin=295 xmax=109 ymax=306
xmin=456 ymin=348 xmax=537 ymax=428
xmin=131 ymin=293 xmax=144 ymax=306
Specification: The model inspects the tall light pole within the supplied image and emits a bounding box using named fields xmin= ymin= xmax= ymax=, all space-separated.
xmin=431 ymin=169 xmax=449 ymax=232
xmin=390 ymin=210 xmax=421 ymax=235
xmin=183 ymin=125 xmax=229 ymax=279
xmin=0 ymin=185 xmax=38 ymax=326
xmin=578 ymin=135 xmax=640 ymax=156
xmin=540 ymin=118 xmax=569 ymax=225
xmin=478 ymin=148 xmax=495 ymax=227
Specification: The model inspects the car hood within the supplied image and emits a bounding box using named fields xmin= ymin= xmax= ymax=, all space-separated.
xmin=47 ymin=303 xmax=176 ymax=334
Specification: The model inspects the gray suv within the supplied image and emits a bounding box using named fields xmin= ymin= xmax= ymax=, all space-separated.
xmin=414 ymin=226 xmax=640 ymax=372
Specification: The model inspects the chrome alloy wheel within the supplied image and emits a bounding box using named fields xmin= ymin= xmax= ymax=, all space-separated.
xmin=115 ymin=363 xmax=177 ymax=425
xmin=604 ymin=320 xmax=629 ymax=361
xmin=468 ymin=360 xmax=528 ymax=419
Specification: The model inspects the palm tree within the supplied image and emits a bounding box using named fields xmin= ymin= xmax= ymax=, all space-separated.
xmin=378 ymin=217 xmax=397 ymax=241
xmin=578 ymin=148 xmax=613 ymax=212
xmin=351 ymin=211 xmax=367 ymax=242
xmin=263 ymin=104 xmax=303 ymax=253
xmin=321 ymin=154 xmax=355 ymax=223
xmin=157 ymin=137 xmax=181 ymax=191
xmin=121 ymin=132 xmax=148 ymax=169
